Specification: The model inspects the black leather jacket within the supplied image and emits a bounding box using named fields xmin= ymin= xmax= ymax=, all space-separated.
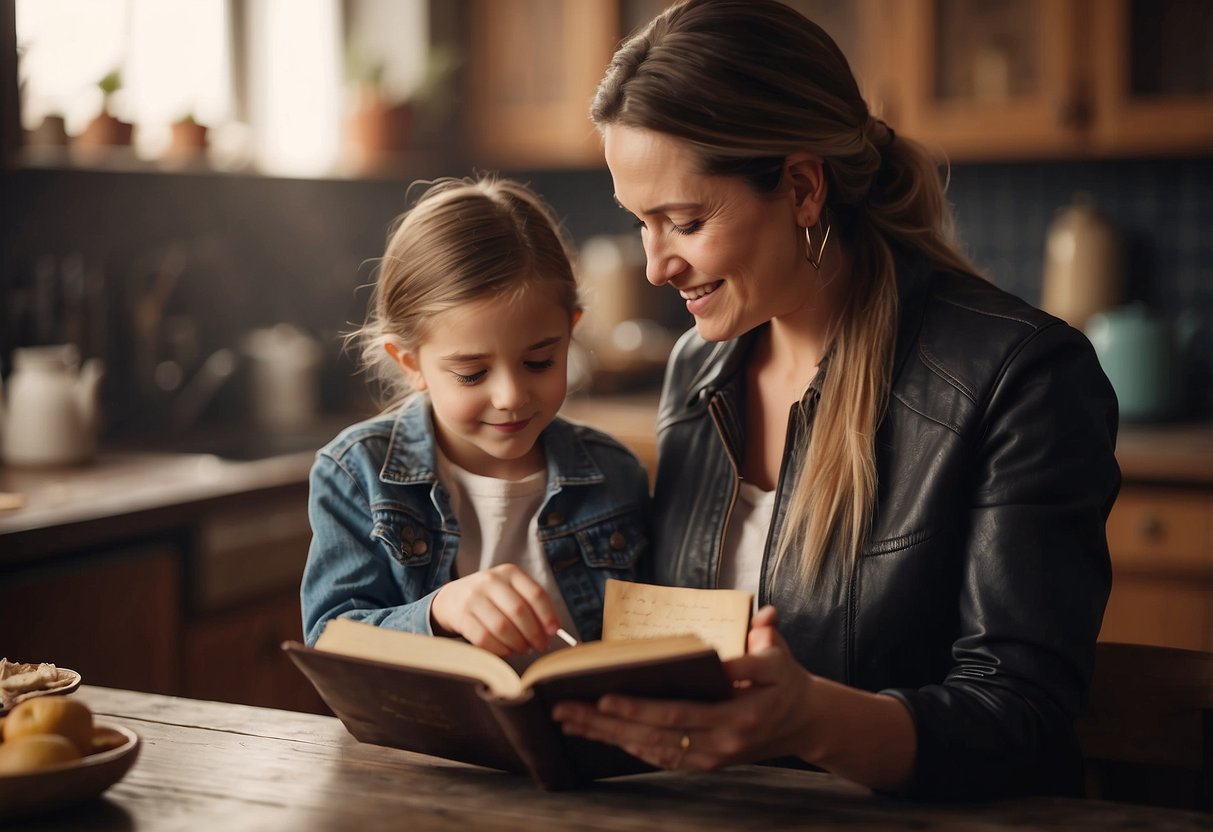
xmin=651 ymin=258 xmax=1120 ymax=800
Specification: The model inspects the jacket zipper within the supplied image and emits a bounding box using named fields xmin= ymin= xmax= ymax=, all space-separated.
xmin=707 ymin=393 xmax=741 ymax=589
xmin=756 ymin=401 xmax=803 ymax=608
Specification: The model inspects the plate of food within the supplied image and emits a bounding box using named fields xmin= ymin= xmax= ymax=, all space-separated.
xmin=0 ymin=696 xmax=140 ymax=819
xmin=0 ymin=659 xmax=82 ymax=716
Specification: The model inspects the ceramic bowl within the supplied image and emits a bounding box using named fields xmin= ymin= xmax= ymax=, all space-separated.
xmin=0 ymin=724 xmax=140 ymax=819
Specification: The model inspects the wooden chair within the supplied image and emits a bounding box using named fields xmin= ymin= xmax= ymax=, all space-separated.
xmin=1075 ymin=641 xmax=1213 ymax=811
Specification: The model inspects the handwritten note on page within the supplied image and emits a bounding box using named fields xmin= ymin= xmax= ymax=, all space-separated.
xmin=601 ymin=580 xmax=753 ymax=660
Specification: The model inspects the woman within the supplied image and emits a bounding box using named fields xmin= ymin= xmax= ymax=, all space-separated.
xmin=552 ymin=0 xmax=1120 ymax=800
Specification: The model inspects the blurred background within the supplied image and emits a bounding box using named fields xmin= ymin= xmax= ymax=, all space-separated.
xmin=0 ymin=1 xmax=1210 ymax=711
xmin=3 ymin=0 xmax=1210 ymax=440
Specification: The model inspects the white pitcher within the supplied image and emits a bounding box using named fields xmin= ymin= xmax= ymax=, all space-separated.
xmin=1 ymin=344 xmax=105 ymax=466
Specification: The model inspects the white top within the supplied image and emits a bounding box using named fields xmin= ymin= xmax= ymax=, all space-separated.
xmin=719 ymin=480 xmax=777 ymax=610
xmin=435 ymin=448 xmax=579 ymax=641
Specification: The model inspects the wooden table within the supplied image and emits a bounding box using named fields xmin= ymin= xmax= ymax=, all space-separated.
xmin=7 ymin=686 xmax=1209 ymax=831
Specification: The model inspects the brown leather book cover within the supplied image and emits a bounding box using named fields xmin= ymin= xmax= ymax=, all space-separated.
xmin=282 ymin=635 xmax=732 ymax=789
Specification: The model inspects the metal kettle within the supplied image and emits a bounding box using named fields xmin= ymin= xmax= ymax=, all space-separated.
xmin=1085 ymin=304 xmax=1196 ymax=423
xmin=1 ymin=344 xmax=105 ymax=466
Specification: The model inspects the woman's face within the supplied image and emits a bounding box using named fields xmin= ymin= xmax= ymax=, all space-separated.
xmin=603 ymin=124 xmax=816 ymax=342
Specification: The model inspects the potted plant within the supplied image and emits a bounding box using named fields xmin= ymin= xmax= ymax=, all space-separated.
xmin=342 ymin=49 xmax=414 ymax=171
xmin=168 ymin=113 xmax=208 ymax=157
xmin=76 ymin=70 xmax=134 ymax=149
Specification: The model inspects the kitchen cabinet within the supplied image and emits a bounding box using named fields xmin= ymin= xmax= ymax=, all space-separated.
xmin=184 ymin=590 xmax=325 ymax=713
xmin=1088 ymin=0 xmax=1213 ymax=156
xmin=0 ymin=542 xmax=182 ymax=695
xmin=887 ymin=0 xmax=1213 ymax=160
xmin=0 ymin=451 xmax=325 ymax=713
xmin=464 ymin=0 xmax=621 ymax=168
xmin=1100 ymin=486 xmax=1213 ymax=651
xmin=183 ymin=492 xmax=327 ymax=714
xmin=462 ymin=0 xmax=891 ymax=169
xmin=1098 ymin=424 xmax=1213 ymax=653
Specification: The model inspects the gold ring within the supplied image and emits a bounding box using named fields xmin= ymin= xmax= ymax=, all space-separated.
xmin=672 ymin=733 xmax=691 ymax=768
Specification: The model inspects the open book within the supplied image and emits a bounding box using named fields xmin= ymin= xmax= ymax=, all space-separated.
xmin=283 ymin=579 xmax=752 ymax=789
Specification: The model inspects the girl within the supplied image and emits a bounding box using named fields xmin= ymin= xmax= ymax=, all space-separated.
xmin=301 ymin=177 xmax=651 ymax=658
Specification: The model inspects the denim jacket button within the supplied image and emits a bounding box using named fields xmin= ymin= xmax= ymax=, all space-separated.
xmin=545 ymin=512 xmax=564 ymax=526
xmin=412 ymin=540 xmax=428 ymax=556
xmin=609 ymin=531 xmax=627 ymax=551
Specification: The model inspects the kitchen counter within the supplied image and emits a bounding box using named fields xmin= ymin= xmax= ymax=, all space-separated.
xmin=0 ymin=449 xmax=315 ymax=565
xmin=1114 ymin=422 xmax=1213 ymax=484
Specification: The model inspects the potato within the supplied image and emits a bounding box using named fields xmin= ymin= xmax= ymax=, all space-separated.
xmin=0 ymin=734 xmax=81 ymax=774
xmin=3 ymin=697 xmax=93 ymax=755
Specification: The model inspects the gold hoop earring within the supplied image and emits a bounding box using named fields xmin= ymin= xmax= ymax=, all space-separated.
xmin=804 ymin=213 xmax=831 ymax=270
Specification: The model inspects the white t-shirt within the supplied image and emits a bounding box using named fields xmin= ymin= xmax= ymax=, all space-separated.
xmin=435 ymin=447 xmax=579 ymax=641
xmin=718 ymin=480 xmax=777 ymax=610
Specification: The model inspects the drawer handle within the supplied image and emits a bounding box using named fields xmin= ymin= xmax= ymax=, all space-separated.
xmin=1140 ymin=514 xmax=1164 ymax=541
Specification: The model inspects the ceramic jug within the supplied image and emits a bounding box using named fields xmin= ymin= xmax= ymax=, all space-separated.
xmin=1084 ymin=304 xmax=1193 ymax=423
xmin=1 ymin=344 xmax=105 ymax=466
xmin=1041 ymin=195 xmax=1124 ymax=331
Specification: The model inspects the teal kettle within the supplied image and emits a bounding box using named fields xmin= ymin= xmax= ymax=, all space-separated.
xmin=1084 ymin=304 xmax=1192 ymax=423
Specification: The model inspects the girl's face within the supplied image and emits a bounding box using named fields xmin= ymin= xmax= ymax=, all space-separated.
xmin=603 ymin=124 xmax=816 ymax=342
xmin=391 ymin=284 xmax=572 ymax=480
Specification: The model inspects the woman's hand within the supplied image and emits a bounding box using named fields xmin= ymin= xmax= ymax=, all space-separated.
xmin=430 ymin=564 xmax=560 ymax=656
xmin=551 ymin=605 xmax=821 ymax=770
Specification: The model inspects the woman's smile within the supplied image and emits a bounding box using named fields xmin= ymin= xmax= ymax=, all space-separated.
xmin=678 ymin=279 xmax=724 ymax=315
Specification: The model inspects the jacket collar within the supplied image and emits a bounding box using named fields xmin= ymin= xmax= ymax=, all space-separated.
xmin=889 ymin=250 xmax=934 ymax=387
xmin=378 ymin=396 xmax=604 ymax=487
xmin=679 ymin=329 xmax=760 ymax=409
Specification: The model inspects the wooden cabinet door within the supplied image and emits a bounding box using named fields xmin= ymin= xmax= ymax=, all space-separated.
xmin=1100 ymin=486 xmax=1213 ymax=651
xmin=890 ymin=0 xmax=1087 ymax=159
xmin=1089 ymin=0 xmax=1213 ymax=155
xmin=183 ymin=591 xmax=328 ymax=715
xmin=465 ymin=0 xmax=620 ymax=168
xmin=0 ymin=543 xmax=182 ymax=694
xmin=782 ymin=1 xmax=897 ymax=121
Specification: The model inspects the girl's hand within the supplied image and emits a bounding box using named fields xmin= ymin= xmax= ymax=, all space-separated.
xmin=551 ymin=605 xmax=821 ymax=770
xmin=430 ymin=564 xmax=560 ymax=656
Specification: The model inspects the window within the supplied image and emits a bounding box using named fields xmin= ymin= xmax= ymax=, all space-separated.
xmin=15 ymin=0 xmax=429 ymax=177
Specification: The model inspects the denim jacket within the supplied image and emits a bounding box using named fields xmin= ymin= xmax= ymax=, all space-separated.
xmin=301 ymin=396 xmax=651 ymax=646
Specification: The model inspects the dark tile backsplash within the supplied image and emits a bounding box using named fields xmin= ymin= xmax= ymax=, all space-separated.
xmin=2 ymin=155 xmax=1211 ymax=441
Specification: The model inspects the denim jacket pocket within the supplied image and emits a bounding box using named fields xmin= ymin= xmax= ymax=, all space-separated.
xmin=370 ymin=508 xmax=436 ymax=567
xmin=573 ymin=510 xmax=648 ymax=571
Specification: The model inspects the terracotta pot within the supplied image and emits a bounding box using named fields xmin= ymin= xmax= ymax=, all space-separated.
xmin=75 ymin=113 xmax=134 ymax=148
xmin=170 ymin=121 xmax=208 ymax=152
xmin=345 ymin=93 xmax=413 ymax=167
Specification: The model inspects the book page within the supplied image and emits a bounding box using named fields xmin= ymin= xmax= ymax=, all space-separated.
xmin=601 ymin=580 xmax=753 ymax=660
xmin=315 ymin=618 xmax=524 ymax=699
xmin=520 ymin=634 xmax=710 ymax=689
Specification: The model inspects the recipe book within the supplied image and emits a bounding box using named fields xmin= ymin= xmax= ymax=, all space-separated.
xmin=283 ymin=579 xmax=752 ymax=789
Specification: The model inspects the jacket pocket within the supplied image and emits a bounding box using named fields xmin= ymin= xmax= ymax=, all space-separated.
xmin=861 ymin=527 xmax=935 ymax=558
xmin=572 ymin=510 xmax=648 ymax=571
xmin=370 ymin=508 xmax=435 ymax=567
